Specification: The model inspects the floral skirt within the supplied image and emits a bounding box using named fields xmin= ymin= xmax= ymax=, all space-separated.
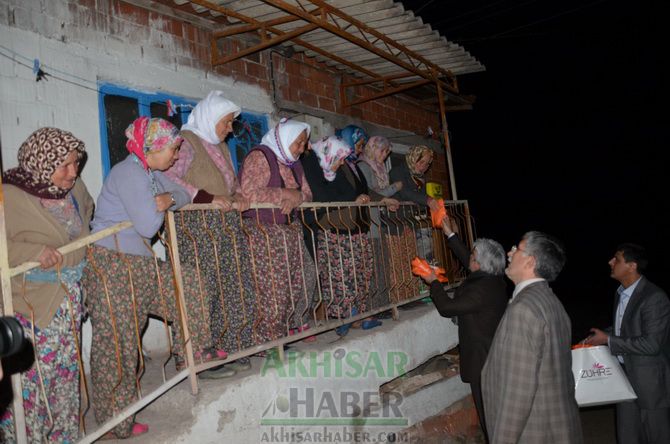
xmin=243 ymin=221 xmax=317 ymax=342
xmin=81 ymin=245 xmax=211 ymax=438
xmin=175 ymin=210 xmax=256 ymax=358
xmin=0 ymin=289 xmax=83 ymax=444
xmin=387 ymin=227 xmax=421 ymax=302
xmin=316 ymin=231 xmax=373 ymax=319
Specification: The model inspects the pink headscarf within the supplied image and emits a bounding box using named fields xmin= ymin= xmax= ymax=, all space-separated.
xmin=359 ymin=135 xmax=392 ymax=188
xmin=125 ymin=117 xmax=182 ymax=170
xmin=310 ymin=136 xmax=352 ymax=182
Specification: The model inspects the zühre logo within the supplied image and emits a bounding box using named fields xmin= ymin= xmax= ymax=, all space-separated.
xmin=580 ymin=361 xmax=612 ymax=379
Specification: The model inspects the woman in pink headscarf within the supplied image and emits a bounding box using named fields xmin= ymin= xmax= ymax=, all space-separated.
xmin=82 ymin=117 xmax=219 ymax=439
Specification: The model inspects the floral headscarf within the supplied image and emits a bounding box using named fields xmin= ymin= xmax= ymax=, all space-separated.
xmin=335 ymin=125 xmax=368 ymax=161
xmin=406 ymin=145 xmax=434 ymax=177
xmin=260 ymin=118 xmax=311 ymax=166
xmin=359 ymin=136 xmax=392 ymax=188
xmin=126 ymin=116 xmax=182 ymax=170
xmin=2 ymin=127 xmax=85 ymax=199
xmin=310 ymin=136 xmax=352 ymax=182
xmin=181 ymin=90 xmax=241 ymax=144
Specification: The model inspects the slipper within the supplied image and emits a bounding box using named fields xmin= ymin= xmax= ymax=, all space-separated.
xmin=335 ymin=308 xmax=359 ymax=337
xmin=361 ymin=319 xmax=382 ymax=330
xmin=99 ymin=422 xmax=148 ymax=440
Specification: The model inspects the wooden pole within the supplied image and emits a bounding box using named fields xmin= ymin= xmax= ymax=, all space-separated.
xmin=436 ymin=80 xmax=459 ymax=200
xmin=0 ymin=179 xmax=28 ymax=444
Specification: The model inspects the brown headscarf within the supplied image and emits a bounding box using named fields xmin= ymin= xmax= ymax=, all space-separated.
xmin=2 ymin=127 xmax=85 ymax=199
xmin=405 ymin=145 xmax=433 ymax=177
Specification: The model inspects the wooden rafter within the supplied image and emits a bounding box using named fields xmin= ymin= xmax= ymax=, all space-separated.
xmin=342 ymin=78 xmax=432 ymax=108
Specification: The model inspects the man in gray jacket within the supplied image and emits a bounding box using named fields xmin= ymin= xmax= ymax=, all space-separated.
xmin=586 ymin=243 xmax=670 ymax=444
xmin=482 ymin=231 xmax=582 ymax=444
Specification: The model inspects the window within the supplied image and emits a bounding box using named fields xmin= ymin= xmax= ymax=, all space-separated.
xmin=97 ymin=83 xmax=268 ymax=176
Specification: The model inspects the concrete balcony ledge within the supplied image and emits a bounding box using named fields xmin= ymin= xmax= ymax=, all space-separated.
xmin=103 ymin=303 xmax=470 ymax=443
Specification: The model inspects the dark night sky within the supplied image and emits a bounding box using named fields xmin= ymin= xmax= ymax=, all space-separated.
xmin=401 ymin=0 xmax=669 ymax=339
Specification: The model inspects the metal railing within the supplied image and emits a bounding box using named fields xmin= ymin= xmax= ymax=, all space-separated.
xmin=0 ymin=198 xmax=475 ymax=443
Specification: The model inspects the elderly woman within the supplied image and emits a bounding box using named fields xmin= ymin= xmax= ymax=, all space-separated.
xmin=0 ymin=128 xmax=94 ymax=443
xmin=165 ymin=91 xmax=255 ymax=378
xmin=239 ymin=119 xmax=317 ymax=343
xmin=390 ymin=145 xmax=439 ymax=261
xmin=357 ymin=136 xmax=419 ymax=302
xmin=82 ymin=117 xmax=217 ymax=439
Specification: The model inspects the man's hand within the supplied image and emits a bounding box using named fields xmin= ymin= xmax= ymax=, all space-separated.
xmin=442 ymin=216 xmax=457 ymax=237
xmin=421 ymin=270 xmax=437 ymax=284
xmin=38 ymin=246 xmax=63 ymax=269
xmin=280 ymin=189 xmax=302 ymax=215
xmin=155 ymin=193 xmax=174 ymax=212
xmin=584 ymin=328 xmax=609 ymax=346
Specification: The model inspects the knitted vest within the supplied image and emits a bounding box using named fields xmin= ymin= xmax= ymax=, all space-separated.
xmin=180 ymin=130 xmax=232 ymax=197
xmin=239 ymin=145 xmax=303 ymax=224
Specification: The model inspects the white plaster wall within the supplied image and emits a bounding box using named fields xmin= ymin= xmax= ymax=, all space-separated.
xmin=0 ymin=0 xmax=275 ymax=373
xmin=122 ymin=304 xmax=467 ymax=444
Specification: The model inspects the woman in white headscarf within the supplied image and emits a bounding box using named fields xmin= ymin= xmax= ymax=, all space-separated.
xmin=164 ymin=90 xmax=256 ymax=378
xmin=238 ymin=118 xmax=317 ymax=343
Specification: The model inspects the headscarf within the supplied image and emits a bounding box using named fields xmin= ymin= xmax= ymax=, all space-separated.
xmin=406 ymin=145 xmax=434 ymax=177
xmin=260 ymin=118 xmax=311 ymax=166
xmin=335 ymin=125 xmax=368 ymax=161
xmin=181 ymin=90 xmax=241 ymax=145
xmin=2 ymin=127 xmax=85 ymax=199
xmin=310 ymin=136 xmax=352 ymax=182
xmin=125 ymin=116 xmax=182 ymax=170
xmin=359 ymin=135 xmax=392 ymax=188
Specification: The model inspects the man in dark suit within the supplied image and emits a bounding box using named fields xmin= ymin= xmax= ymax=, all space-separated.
xmin=419 ymin=217 xmax=508 ymax=441
xmin=586 ymin=243 xmax=670 ymax=444
xmin=482 ymin=231 xmax=582 ymax=444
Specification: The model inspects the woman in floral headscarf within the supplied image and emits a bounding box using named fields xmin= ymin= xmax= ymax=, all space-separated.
xmin=81 ymin=117 xmax=218 ymax=439
xmin=1 ymin=128 xmax=94 ymax=443
xmin=238 ymin=119 xmax=317 ymax=343
xmin=165 ymin=91 xmax=255 ymax=379
xmin=301 ymin=135 xmax=372 ymax=321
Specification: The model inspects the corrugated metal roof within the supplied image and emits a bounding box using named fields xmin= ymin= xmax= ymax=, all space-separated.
xmin=172 ymin=0 xmax=485 ymax=82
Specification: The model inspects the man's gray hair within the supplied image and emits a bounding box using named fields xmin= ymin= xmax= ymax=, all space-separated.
xmin=522 ymin=231 xmax=566 ymax=281
xmin=473 ymin=238 xmax=506 ymax=275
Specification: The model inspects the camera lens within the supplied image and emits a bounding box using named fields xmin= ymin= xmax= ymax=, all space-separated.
xmin=0 ymin=316 xmax=26 ymax=358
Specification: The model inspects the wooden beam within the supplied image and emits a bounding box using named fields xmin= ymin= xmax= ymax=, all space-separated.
xmin=436 ymin=80 xmax=458 ymax=200
xmin=344 ymin=78 xmax=432 ymax=107
xmin=212 ymin=23 xmax=318 ymax=65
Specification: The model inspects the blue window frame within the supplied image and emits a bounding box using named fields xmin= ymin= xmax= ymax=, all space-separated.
xmin=98 ymin=83 xmax=268 ymax=176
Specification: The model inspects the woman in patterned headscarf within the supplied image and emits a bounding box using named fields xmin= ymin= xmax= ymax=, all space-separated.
xmin=81 ymin=117 xmax=219 ymax=439
xmin=238 ymin=118 xmax=317 ymax=343
xmin=1 ymin=128 xmax=94 ymax=443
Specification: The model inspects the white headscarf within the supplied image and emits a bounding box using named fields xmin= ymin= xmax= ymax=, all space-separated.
xmin=261 ymin=118 xmax=311 ymax=166
xmin=181 ymin=90 xmax=241 ymax=144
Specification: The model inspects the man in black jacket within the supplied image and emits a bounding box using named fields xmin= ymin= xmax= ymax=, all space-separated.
xmin=419 ymin=217 xmax=508 ymax=442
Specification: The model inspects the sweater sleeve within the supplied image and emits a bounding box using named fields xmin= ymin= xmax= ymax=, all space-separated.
xmin=240 ymin=150 xmax=283 ymax=205
xmin=113 ymin=164 xmax=166 ymax=239
xmin=358 ymin=162 xmax=398 ymax=197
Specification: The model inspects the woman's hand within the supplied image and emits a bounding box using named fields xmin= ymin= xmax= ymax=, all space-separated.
xmin=38 ymin=246 xmax=63 ymax=269
xmin=427 ymin=197 xmax=440 ymax=211
xmin=155 ymin=193 xmax=174 ymax=212
xmin=212 ymin=195 xmax=233 ymax=211
xmin=381 ymin=197 xmax=400 ymax=211
xmin=232 ymin=194 xmax=250 ymax=212
xmin=280 ymin=189 xmax=302 ymax=215
xmin=355 ymin=194 xmax=370 ymax=204
xmin=393 ymin=181 xmax=403 ymax=191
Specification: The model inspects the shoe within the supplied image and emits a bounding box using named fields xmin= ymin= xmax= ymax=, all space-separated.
xmin=361 ymin=319 xmax=382 ymax=330
xmin=199 ymin=364 xmax=237 ymax=379
xmin=99 ymin=422 xmax=148 ymax=440
xmin=227 ymin=361 xmax=252 ymax=372
xmin=335 ymin=308 xmax=358 ymax=337
xmin=175 ymin=348 xmax=227 ymax=371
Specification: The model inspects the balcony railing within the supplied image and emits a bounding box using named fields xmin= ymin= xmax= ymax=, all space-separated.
xmin=0 ymin=199 xmax=475 ymax=443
